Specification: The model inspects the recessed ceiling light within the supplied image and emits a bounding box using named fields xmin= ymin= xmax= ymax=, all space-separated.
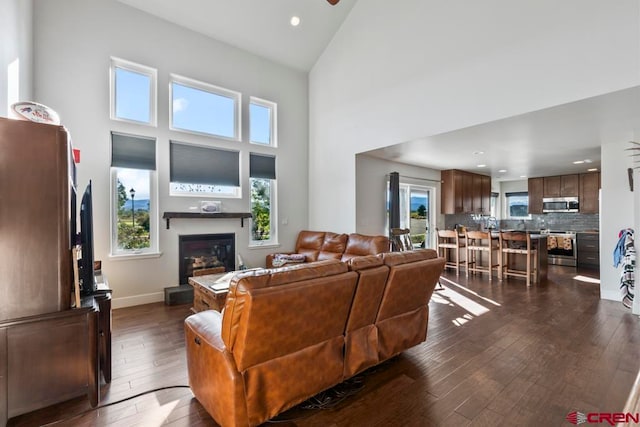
xmin=520 ymin=175 xmax=527 ymax=178
xmin=588 ymin=168 xmax=598 ymax=172
xmin=290 ymin=16 xmax=301 ymax=26
xmin=573 ymin=160 xmax=585 ymax=164
xmin=473 ymin=151 xmax=485 ymax=155
xmin=584 ymin=159 xmax=593 ymax=163
xmin=498 ymin=169 xmax=507 ymax=173
xmin=477 ymin=164 xmax=486 ymax=168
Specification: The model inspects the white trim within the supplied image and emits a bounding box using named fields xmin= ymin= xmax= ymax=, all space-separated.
xmin=600 ymin=289 xmax=621 ymax=301
xmin=108 ymin=251 xmax=162 ymax=261
xmin=110 ymin=57 xmax=157 ymax=127
xmin=248 ymin=242 xmax=280 ymax=250
xmin=169 ymin=73 xmax=241 ymax=141
xmin=249 ymin=96 xmax=277 ymax=147
xmin=112 ymin=291 xmax=164 ymax=309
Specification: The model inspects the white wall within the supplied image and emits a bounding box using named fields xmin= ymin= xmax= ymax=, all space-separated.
xmin=309 ymin=0 xmax=639 ymax=233
xmin=0 ymin=0 xmax=33 ymax=117
xmin=32 ymin=0 xmax=309 ymax=307
xmin=355 ymin=154 xmax=443 ymax=237
xmin=600 ymin=140 xmax=635 ymax=301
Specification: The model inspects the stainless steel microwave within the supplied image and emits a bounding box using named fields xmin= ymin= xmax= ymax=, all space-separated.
xmin=542 ymin=197 xmax=579 ymax=213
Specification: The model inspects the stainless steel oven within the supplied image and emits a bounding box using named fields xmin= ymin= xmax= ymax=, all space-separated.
xmin=541 ymin=230 xmax=577 ymax=266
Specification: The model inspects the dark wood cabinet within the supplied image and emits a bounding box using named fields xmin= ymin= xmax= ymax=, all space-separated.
xmin=0 ymin=118 xmax=74 ymax=321
xmin=441 ymin=169 xmax=491 ymax=214
xmin=577 ymin=232 xmax=599 ymax=269
xmin=528 ymin=177 xmax=544 ymax=214
xmin=542 ymin=174 xmax=579 ymax=198
xmin=543 ymin=176 xmax=561 ymax=197
xmin=580 ymin=172 xmax=600 ymax=214
xmin=0 ymin=118 xmax=111 ymax=426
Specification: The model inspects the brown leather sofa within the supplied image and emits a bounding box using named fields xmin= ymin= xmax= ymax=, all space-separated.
xmin=265 ymin=230 xmax=390 ymax=268
xmin=185 ymin=249 xmax=445 ymax=427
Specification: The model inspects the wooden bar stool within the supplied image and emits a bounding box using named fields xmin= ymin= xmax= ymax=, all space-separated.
xmin=498 ymin=231 xmax=537 ymax=287
xmin=437 ymin=229 xmax=466 ymax=276
xmin=465 ymin=230 xmax=500 ymax=281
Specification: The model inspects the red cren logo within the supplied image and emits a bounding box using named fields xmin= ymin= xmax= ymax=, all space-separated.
xmin=566 ymin=411 xmax=640 ymax=425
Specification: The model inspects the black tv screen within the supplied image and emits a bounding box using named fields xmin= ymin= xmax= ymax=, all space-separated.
xmin=79 ymin=180 xmax=95 ymax=295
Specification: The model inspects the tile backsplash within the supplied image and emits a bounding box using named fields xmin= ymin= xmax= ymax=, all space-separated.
xmin=444 ymin=213 xmax=599 ymax=232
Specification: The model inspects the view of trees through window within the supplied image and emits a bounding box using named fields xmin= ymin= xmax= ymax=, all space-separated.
xmin=251 ymin=178 xmax=271 ymax=241
xmin=116 ymin=177 xmax=150 ymax=250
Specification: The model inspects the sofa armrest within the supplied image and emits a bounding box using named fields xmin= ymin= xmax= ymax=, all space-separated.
xmin=185 ymin=311 xmax=249 ymax=426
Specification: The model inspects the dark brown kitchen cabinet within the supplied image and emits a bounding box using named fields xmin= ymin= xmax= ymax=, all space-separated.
xmin=441 ymin=169 xmax=491 ymax=214
xmin=543 ymin=174 xmax=579 ymax=198
xmin=577 ymin=232 xmax=599 ymax=269
xmin=580 ymin=172 xmax=600 ymax=213
xmin=481 ymin=175 xmax=491 ymax=214
xmin=528 ymin=177 xmax=544 ymax=214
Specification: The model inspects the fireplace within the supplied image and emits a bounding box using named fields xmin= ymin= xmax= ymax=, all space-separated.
xmin=178 ymin=233 xmax=235 ymax=285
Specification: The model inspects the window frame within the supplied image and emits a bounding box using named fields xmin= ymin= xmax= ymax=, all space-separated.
xmin=169 ymin=74 xmax=242 ymax=141
xmin=110 ymin=57 xmax=157 ymax=126
xmin=504 ymin=192 xmax=531 ymax=219
xmin=249 ymin=177 xmax=278 ymax=247
xmin=249 ymin=96 xmax=277 ymax=147
xmin=109 ymin=166 xmax=159 ymax=257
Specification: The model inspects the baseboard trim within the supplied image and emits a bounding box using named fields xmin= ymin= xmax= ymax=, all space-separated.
xmin=600 ymin=289 xmax=622 ymax=301
xmin=112 ymin=292 xmax=164 ymax=309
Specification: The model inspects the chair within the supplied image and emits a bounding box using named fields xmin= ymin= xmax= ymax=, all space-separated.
xmin=193 ymin=266 xmax=226 ymax=276
xmin=498 ymin=231 xmax=537 ymax=287
xmin=391 ymin=228 xmax=413 ymax=251
xmin=465 ymin=230 xmax=500 ymax=281
xmin=437 ymin=229 xmax=466 ymax=275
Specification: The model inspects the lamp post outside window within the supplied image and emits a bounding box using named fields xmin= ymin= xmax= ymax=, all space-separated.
xmin=130 ymin=188 xmax=136 ymax=228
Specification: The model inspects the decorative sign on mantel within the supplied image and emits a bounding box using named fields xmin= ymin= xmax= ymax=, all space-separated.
xmin=161 ymin=212 xmax=252 ymax=229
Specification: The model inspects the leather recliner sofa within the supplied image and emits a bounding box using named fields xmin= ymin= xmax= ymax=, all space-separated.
xmin=265 ymin=230 xmax=390 ymax=268
xmin=184 ymin=248 xmax=445 ymax=427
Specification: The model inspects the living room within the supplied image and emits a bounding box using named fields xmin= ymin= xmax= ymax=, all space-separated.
xmin=2 ymin=0 xmax=640 ymax=425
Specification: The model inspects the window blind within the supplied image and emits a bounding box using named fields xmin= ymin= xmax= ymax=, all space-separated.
xmin=170 ymin=141 xmax=240 ymax=186
xmin=111 ymin=132 xmax=156 ymax=170
xmin=505 ymin=192 xmax=528 ymax=197
xmin=249 ymin=153 xmax=276 ymax=180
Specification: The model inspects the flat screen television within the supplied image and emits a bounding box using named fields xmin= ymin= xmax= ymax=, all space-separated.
xmin=79 ymin=180 xmax=96 ymax=295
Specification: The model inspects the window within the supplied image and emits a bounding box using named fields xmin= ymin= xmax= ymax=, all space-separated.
xmin=170 ymin=141 xmax=240 ymax=198
xmin=110 ymin=132 xmax=157 ymax=255
xmin=170 ymin=74 xmax=241 ymax=140
xmin=386 ymin=181 xmax=436 ymax=249
xmin=110 ymin=58 xmax=157 ymax=126
xmin=250 ymin=153 xmax=276 ymax=245
xmin=250 ymin=97 xmax=277 ymax=146
xmin=505 ymin=192 xmax=530 ymax=219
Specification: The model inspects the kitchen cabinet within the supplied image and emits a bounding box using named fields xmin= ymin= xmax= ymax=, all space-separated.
xmin=441 ymin=169 xmax=491 ymax=214
xmin=580 ymin=172 xmax=600 ymax=214
xmin=577 ymin=232 xmax=599 ymax=269
xmin=543 ymin=174 xmax=579 ymax=198
xmin=528 ymin=177 xmax=544 ymax=214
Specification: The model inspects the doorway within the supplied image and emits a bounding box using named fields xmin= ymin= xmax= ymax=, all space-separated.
xmin=395 ymin=183 xmax=436 ymax=249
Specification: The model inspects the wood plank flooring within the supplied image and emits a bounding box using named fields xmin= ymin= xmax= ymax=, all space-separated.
xmin=8 ymin=265 xmax=640 ymax=426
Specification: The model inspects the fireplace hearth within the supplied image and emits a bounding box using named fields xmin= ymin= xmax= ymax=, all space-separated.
xmin=178 ymin=233 xmax=235 ymax=285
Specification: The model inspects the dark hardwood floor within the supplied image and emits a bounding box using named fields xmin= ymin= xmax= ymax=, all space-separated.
xmin=9 ymin=265 xmax=639 ymax=426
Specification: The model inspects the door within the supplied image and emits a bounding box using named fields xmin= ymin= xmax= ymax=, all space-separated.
xmin=399 ymin=184 xmax=435 ymax=249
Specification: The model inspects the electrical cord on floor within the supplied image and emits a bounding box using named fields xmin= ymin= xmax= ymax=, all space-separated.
xmin=40 ymin=385 xmax=191 ymax=426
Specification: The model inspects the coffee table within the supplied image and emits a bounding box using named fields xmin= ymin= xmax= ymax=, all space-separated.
xmin=188 ymin=271 xmax=235 ymax=313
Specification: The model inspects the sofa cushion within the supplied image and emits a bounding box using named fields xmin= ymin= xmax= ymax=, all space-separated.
xmin=294 ymin=230 xmax=326 ymax=262
xmin=318 ymin=232 xmax=348 ymax=261
xmin=342 ymin=233 xmax=390 ymax=261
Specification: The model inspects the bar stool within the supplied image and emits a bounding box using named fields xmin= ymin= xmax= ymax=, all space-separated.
xmin=499 ymin=231 xmax=537 ymax=287
xmin=465 ymin=230 xmax=500 ymax=281
xmin=391 ymin=228 xmax=413 ymax=251
xmin=437 ymin=229 xmax=466 ymax=275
